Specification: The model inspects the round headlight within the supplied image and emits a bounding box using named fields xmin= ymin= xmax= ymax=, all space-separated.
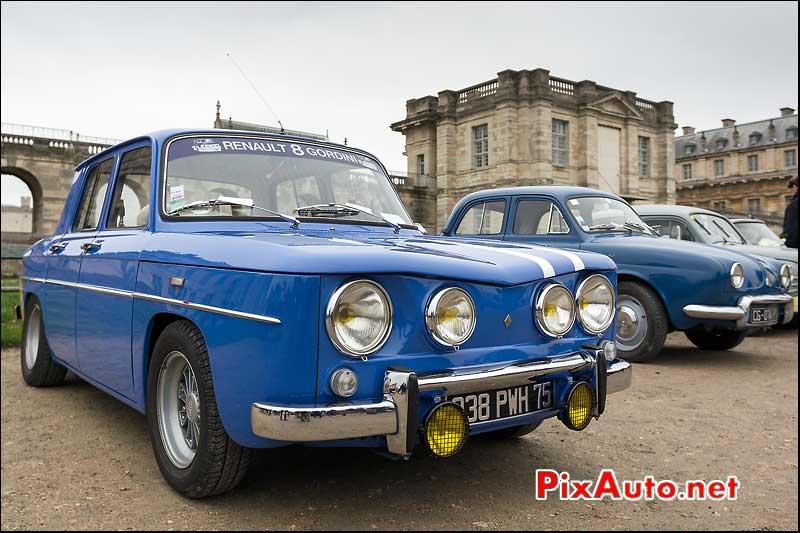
xmin=535 ymin=284 xmax=576 ymax=337
xmin=730 ymin=263 xmax=744 ymax=289
xmin=326 ymin=280 xmax=392 ymax=357
xmin=575 ymin=275 xmax=615 ymax=334
xmin=779 ymin=264 xmax=793 ymax=291
xmin=426 ymin=287 xmax=476 ymax=347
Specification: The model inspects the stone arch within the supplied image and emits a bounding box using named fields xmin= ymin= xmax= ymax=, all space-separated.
xmin=1 ymin=166 xmax=44 ymax=237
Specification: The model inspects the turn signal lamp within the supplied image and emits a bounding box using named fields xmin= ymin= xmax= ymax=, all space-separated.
xmin=423 ymin=402 xmax=469 ymax=457
xmin=563 ymin=382 xmax=593 ymax=431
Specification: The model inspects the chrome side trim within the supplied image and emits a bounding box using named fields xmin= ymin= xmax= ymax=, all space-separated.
xmin=133 ymin=292 xmax=282 ymax=325
xmin=417 ymin=352 xmax=592 ymax=396
xmin=606 ymin=359 xmax=632 ymax=394
xmin=683 ymin=293 xmax=794 ymax=328
xmin=20 ymin=277 xmax=281 ymax=325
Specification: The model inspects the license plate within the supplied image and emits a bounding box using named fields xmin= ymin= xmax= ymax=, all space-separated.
xmin=750 ymin=306 xmax=778 ymax=324
xmin=447 ymin=382 xmax=553 ymax=424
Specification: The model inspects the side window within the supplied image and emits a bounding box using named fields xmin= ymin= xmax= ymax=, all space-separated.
xmin=672 ymin=220 xmax=695 ymax=241
xmin=513 ymin=200 xmax=570 ymax=235
xmin=107 ymin=147 xmax=152 ymax=229
xmin=643 ymin=218 xmax=669 ymax=237
xmin=73 ymin=158 xmax=114 ymax=232
xmin=455 ymin=200 xmax=506 ymax=235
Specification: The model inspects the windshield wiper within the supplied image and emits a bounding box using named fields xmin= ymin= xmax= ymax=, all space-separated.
xmin=588 ymin=222 xmax=629 ymax=233
xmin=168 ymin=199 xmax=300 ymax=227
xmin=295 ymin=203 xmax=401 ymax=234
xmin=623 ymin=221 xmax=655 ymax=236
xmin=711 ymin=220 xmax=739 ymax=244
xmin=694 ymin=218 xmax=713 ymax=237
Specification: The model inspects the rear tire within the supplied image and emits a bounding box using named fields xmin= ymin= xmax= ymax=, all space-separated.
xmin=146 ymin=320 xmax=251 ymax=498
xmin=484 ymin=421 xmax=542 ymax=439
xmin=20 ymin=297 xmax=67 ymax=387
xmin=685 ymin=328 xmax=748 ymax=351
xmin=615 ymin=281 xmax=669 ymax=362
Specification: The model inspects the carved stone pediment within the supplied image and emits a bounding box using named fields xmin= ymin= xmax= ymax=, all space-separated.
xmin=585 ymin=91 xmax=643 ymax=120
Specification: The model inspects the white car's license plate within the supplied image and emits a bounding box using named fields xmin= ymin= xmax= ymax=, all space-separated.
xmin=447 ymin=382 xmax=553 ymax=424
xmin=750 ymin=306 xmax=778 ymax=324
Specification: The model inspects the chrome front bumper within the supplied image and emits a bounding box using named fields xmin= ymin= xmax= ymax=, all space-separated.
xmin=683 ymin=294 xmax=795 ymax=328
xmin=251 ymin=351 xmax=632 ymax=457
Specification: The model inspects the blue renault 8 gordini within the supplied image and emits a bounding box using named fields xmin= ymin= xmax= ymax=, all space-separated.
xmin=443 ymin=187 xmax=795 ymax=362
xmin=19 ymin=130 xmax=630 ymax=498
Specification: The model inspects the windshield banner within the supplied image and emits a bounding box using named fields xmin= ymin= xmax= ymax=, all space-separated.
xmin=167 ymin=137 xmax=381 ymax=171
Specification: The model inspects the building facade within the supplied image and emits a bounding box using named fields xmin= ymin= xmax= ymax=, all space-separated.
xmin=1 ymin=196 xmax=33 ymax=233
xmin=390 ymin=68 xmax=677 ymax=231
xmin=675 ymin=109 xmax=798 ymax=231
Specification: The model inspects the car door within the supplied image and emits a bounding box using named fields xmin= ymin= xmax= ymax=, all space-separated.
xmin=505 ymin=196 xmax=579 ymax=248
xmin=74 ymin=143 xmax=152 ymax=399
xmin=450 ymin=198 xmax=508 ymax=240
xmin=43 ymin=158 xmax=115 ymax=369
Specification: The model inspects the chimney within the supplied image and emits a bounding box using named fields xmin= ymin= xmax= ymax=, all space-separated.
xmin=682 ymin=126 xmax=695 ymax=135
xmin=722 ymin=118 xmax=736 ymax=127
xmin=780 ymin=107 xmax=795 ymax=117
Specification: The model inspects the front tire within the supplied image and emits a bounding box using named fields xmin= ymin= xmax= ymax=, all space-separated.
xmin=615 ymin=281 xmax=669 ymax=362
xmin=685 ymin=328 xmax=748 ymax=351
xmin=20 ymin=297 xmax=67 ymax=387
xmin=146 ymin=320 xmax=251 ymax=498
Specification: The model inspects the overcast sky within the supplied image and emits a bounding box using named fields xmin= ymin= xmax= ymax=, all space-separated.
xmin=1 ymin=1 xmax=798 ymax=205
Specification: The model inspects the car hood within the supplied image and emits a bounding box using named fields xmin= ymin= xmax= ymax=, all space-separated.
xmin=143 ymin=228 xmax=615 ymax=286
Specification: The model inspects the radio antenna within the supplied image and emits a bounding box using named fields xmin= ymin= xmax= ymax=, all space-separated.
xmin=226 ymin=52 xmax=285 ymax=134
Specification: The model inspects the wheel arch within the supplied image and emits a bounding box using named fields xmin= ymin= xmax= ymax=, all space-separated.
xmin=616 ymin=273 xmax=676 ymax=332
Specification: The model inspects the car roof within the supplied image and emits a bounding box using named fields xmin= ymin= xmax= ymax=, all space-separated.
xmin=729 ymin=217 xmax=766 ymax=224
xmin=635 ymin=204 xmax=723 ymax=217
xmin=74 ymin=128 xmax=375 ymax=171
xmin=457 ymin=186 xmax=621 ymax=204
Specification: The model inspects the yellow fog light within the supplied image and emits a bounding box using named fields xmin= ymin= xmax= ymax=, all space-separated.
xmin=423 ymin=402 xmax=469 ymax=457
xmin=563 ymin=382 xmax=593 ymax=431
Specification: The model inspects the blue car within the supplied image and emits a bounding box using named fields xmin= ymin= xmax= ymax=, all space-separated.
xmin=443 ymin=187 xmax=795 ymax=362
xmin=19 ymin=130 xmax=630 ymax=498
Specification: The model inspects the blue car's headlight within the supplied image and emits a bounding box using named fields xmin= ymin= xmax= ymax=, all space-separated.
xmin=730 ymin=263 xmax=744 ymax=289
xmin=576 ymin=274 xmax=615 ymax=334
xmin=326 ymin=280 xmax=392 ymax=357
xmin=425 ymin=287 xmax=476 ymax=347
xmin=780 ymin=264 xmax=793 ymax=291
xmin=535 ymin=284 xmax=576 ymax=337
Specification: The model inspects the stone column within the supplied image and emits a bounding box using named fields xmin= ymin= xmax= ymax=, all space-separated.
xmin=436 ymin=90 xmax=458 ymax=232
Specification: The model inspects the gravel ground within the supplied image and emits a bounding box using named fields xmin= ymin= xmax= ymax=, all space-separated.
xmin=1 ymin=329 xmax=797 ymax=531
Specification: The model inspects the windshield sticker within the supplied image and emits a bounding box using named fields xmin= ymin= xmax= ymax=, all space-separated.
xmin=169 ymin=137 xmax=382 ymax=171
xmin=569 ymin=199 xmax=579 ymax=206
xmin=169 ymin=185 xmax=185 ymax=203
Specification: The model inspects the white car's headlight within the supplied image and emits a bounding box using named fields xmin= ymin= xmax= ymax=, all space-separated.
xmin=730 ymin=263 xmax=744 ymax=289
xmin=535 ymin=284 xmax=575 ymax=337
xmin=425 ymin=287 xmax=476 ymax=346
xmin=576 ymin=275 xmax=615 ymax=334
xmin=779 ymin=264 xmax=793 ymax=291
xmin=326 ymin=280 xmax=392 ymax=357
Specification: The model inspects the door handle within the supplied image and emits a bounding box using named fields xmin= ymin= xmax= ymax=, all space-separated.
xmin=48 ymin=243 xmax=67 ymax=254
xmin=80 ymin=242 xmax=101 ymax=253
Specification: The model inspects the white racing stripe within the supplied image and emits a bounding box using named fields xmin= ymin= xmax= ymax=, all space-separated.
xmin=451 ymin=242 xmax=557 ymax=278
xmin=539 ymin=247 xmax=585 ymax=271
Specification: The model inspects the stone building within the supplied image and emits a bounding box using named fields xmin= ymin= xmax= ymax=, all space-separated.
xmin=675 ymin=109 xmax=798 ymax=231
xmin=1 ymin=196 xmax=33 ymax=233
xmin=390 ymin=68 xmax=677 ymax=231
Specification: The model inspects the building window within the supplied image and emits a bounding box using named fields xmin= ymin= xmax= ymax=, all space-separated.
xmin=788 ymin=126 xmax=798 ymax=140
xmin=748 ymin=132 xmax=762 ymax=146
xmin=714 ymin=159 xmax=724 ymax=177
xmin=786 ymin=149 xmax=797 ymax=168
xmin=713 ymin=200 xmax=727 ymax=210
xmin=552 ymin=119 xmax=569 ymax=167
xmin=472 ymin=124 xmax=489 ymax=168
xmin=417 ymin=154 xmax=425 ymax=175
xmin=747 ymin=154 xmax=759 ymax=172
xmin=684 ymin=145 xmax=696 ymax=156
xmin=747 ymin=198 xmax=761 ymax=213
xmin=638 ymin=136 xmax=650 ymax=177
xmin=716 ymin=138 xmax=728 ymax=151
xmin=682 ymin=163 xmax=692 ymax=180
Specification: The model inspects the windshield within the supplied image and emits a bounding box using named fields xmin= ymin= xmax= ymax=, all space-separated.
xmin=566 ymin=196 xmax=654 ymax=234
xmin=734 ymin=221 xmax=785 ymax=247
xmin=690 ymin=214 xmax=745 ymax=245
xmin=163 ymin=136 xmax=413 ymax=226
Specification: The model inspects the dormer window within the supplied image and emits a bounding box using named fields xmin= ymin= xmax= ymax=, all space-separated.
xmin=788 ymin=126 xmax=798 ymax=140
xmin=748 ymin=132 xmax=762 ymax=146
xmin=716 ymin=138 xmax=728 ymax=151
xmin=684 ymin=144 xmax=696 ymax=156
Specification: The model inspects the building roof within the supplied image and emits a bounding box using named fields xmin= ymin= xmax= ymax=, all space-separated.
xmin=675 ymin=114 xmax=798 ymax=161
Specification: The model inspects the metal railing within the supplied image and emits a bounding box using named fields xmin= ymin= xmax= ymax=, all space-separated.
xmin=1 ymin=122 xmax=120 ymax=147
